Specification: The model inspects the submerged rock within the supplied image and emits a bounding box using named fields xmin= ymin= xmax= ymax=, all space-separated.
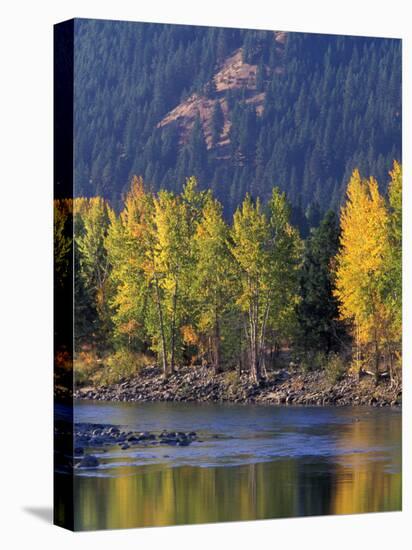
xmin=78 ymin=454 xmax=99 ymax=468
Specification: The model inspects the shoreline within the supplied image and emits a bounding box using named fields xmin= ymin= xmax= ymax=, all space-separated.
xmin=74 ymin=365 xmax=402 ymax=408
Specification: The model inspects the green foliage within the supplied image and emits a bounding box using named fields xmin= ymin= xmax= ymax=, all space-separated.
xmin=192 ymin=195 xmax=237 ymax=371
xmin=324 ymin=352 xmax=346 ymax=384
xmin=299 ymin=350 xmax=346 ymax=383
xmin=54 ymin=199 xmax=72 ymax=291
xmin=105 ymin=177 xmax=152 ymax=351
xmin=231 ymin=189 xmax=301 ymax=380
xmin=383 ymin=161 xmax=402 ymax=332
xmin=74 ymin=349 xmax=152 ymax=387
xmin=296 ymin=210 xmax=346 ymax=353
xmin=101 ymin=350 xmax=152 ymax=385
xmin=72 ymin=198 xmax=113 ymax=345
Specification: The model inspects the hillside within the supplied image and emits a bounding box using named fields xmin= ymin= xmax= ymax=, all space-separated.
xmin=73 ymin=19 xmax=401 ymax=219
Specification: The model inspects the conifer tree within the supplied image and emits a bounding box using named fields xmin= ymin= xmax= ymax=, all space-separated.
xmin=211 ymin=101 xmax=225 ymax=147
xmin=296 ymin=210 xmax=346 ymax=353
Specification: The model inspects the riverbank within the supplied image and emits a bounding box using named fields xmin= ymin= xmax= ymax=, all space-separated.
xmin=74 ymin=364 xmax=402 ymax=407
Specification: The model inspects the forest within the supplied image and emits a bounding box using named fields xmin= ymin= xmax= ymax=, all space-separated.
xmin=73 ymin=20 xmax=401 ymax=222
xmin=55 ymin=162 xmax=402 ymax=388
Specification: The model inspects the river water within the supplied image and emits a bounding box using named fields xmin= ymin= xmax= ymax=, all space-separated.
xmin=62 ymin=401 xmax=401 ymax=530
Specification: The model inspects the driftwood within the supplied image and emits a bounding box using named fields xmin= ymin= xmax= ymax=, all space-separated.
xmin=359 ymin=368 xmax=390 ymax=379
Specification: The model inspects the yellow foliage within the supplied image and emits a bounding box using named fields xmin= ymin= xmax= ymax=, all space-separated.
xmin=181 ymin=324 xmax=199 ymax=346
xmin=334 ymin=169 xmax=391 ymax=347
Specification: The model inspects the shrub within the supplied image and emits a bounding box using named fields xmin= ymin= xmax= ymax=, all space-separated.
xmin=98 ymin=350 xmax=152 ymax=386
xmin=224 ymin=369 xmax=239 ymax=387
xmin=325 ymin=352 xmax=346 ymax=384
xmin=74 ymin=350 xmax=101 ymax=386
xmin=300 ymin=351 xmax=327 ymax=372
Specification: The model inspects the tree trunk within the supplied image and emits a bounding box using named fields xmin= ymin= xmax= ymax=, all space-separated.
xmin=356 ymin=322 xmax=361 ymax=382
xmin=374 ymin=338 xmax=380 ymax=386
xmin=170 ymin=281 xmax=178 ymax=374
xmin=238 ymin=322 xmax=243 ymax=376
xmin=154 ymin=276 xmax=168 ymax=377
xmin=388 ymin=346 xmax=394 ymax=386
xmin=257 ymin=299 xmax=270 ymax=379
xmin=249 ymin=298 xmax=260 ymax=382
xmin=214 ymin=308 xmax=221 ymax=375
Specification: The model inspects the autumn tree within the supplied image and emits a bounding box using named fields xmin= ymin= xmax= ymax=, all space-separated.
xmin=105 ymin=177 xmax=153 ymax=352
xmin=54 ymin=199 xmax=73 ymax=348
xmin=265 ymin=188 xmax=302 ymax=353
xmin=334 ymin=169 xmax=391 ymax=381
xmin=231 ymin=194 xmax=269 ymax=381
xmin=384 ymin=161 xmax=402 ymax=334
xmin=379 ymin=161 xmax=402 ymax=380
xmin=231 ymin=190 xmax=300 ymax=381
xmin=75 ymin=197 xmax=113 ymax=344
xmin=153 ymin=189 xmax=193 ymax=373
xmin=192 ymin=195 xmax=237 ymax=373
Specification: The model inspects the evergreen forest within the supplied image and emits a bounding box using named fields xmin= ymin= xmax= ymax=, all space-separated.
xmin=73 ymin=20 xmax=401 ymax=227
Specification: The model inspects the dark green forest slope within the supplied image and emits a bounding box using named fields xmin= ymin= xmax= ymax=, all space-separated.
xmin=73 ymin=19 xmax=401 ymax=220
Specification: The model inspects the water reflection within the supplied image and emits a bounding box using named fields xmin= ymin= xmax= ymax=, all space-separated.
xmin=69 ymin=404 xmax=401 ymax=530
xmin=72 ymin=456 xmax=400 ymax=530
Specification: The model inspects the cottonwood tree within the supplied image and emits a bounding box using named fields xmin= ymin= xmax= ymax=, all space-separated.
xmin=231 ymin=190 xmax=301 ymax=381
xmin=265 ymin=188 xmax=302 ymax=359
xmin=334 ymin=169 xmax=391 ymax=381
xmin=153 ymin=190 xmax=193 ymax=374
xmin=193 ymin=196 xmax=237 ymax=373
xmin=105 ymin=177 xmax=153 ymax=353
xmin=76 ymin=197 xmax=113 ymax=343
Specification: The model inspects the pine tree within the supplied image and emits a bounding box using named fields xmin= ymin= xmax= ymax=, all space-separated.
xmin=211 ymin=101 xmax=225 ymax=148
xmin=296 ymin=210 xmax=346 ymax=353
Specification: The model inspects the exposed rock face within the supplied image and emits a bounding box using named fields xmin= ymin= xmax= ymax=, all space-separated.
xmin=158 ymin=94 xmax=229 ymax=149
xmin=157 ymin=43 xmax=285 ymax=151
xmin=74 ymin=364 xmax=402 ymax=408
xmin=213 ymin=49 xmax=259 ymax=94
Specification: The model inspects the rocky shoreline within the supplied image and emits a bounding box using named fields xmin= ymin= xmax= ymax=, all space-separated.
xmin=74 ymin=364 xmax=402 ymax=407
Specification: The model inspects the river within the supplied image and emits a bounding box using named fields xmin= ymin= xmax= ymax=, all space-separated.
xmin=56 ymin=401 xmax=401 ymax=530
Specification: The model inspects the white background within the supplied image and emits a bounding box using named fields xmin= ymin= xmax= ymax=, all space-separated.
xmin=0 ymin=0 xmax=410 ymax=548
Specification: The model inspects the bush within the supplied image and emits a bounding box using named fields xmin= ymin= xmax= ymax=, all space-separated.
xmin=223 ymin=369 xmax=240 ymax=387
xmin=325 ymin=352 xmax=346 ymax=384
xmin=74 ymin=350 xmax=101 ymax=386
xmin=299 ymin=351 xmax=346 ymax=383
xmin=74 ymin=349 xmax=153 ymax=387
xmin=300 ymin=351 xmax=327 ymax=372
xmin=98 ymin=349 xmax=152 ymax=386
